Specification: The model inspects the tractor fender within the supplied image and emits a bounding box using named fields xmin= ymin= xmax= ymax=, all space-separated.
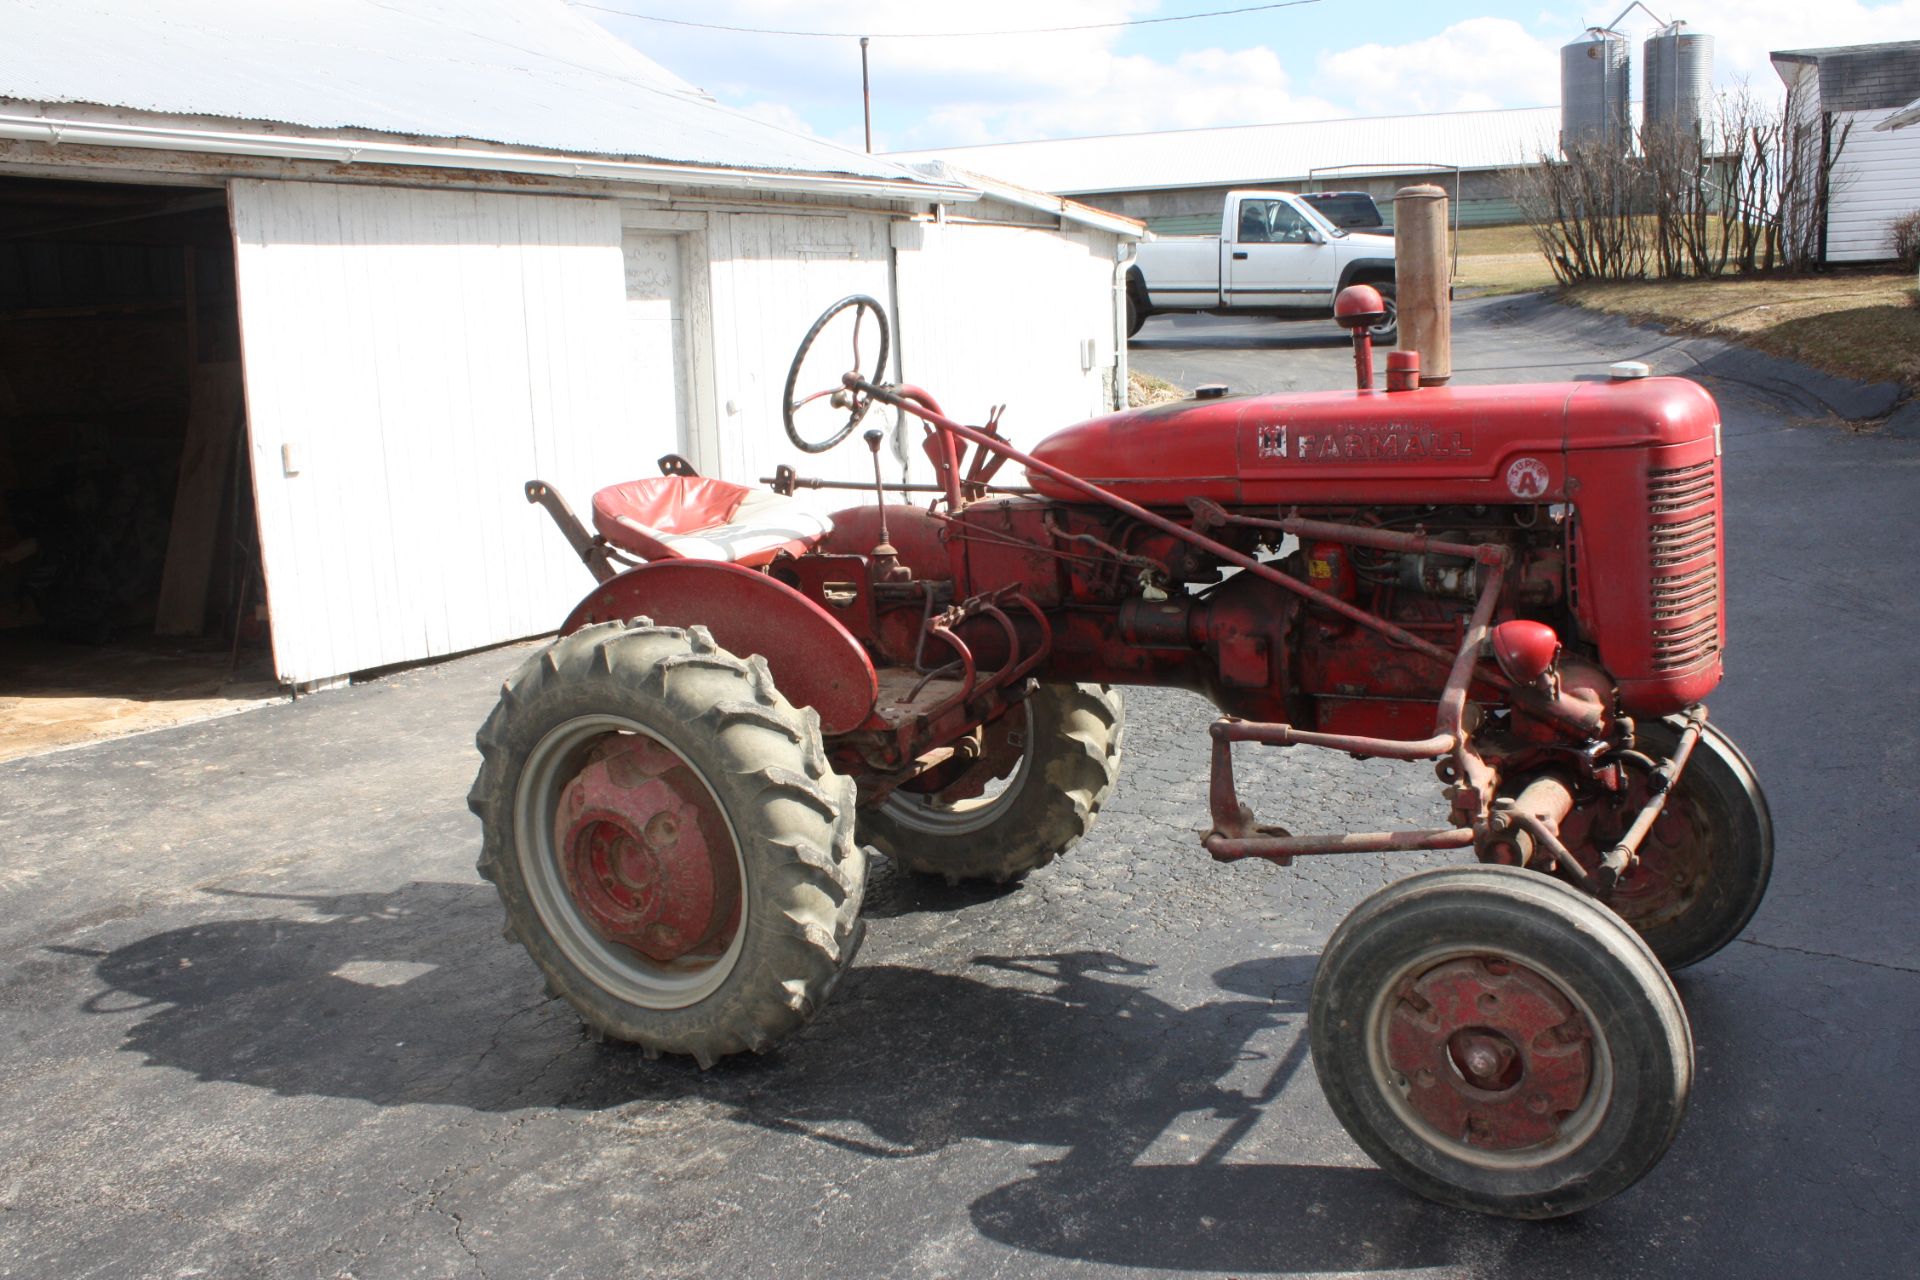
xmin=560 ymin=560 xmax=879 ymax=735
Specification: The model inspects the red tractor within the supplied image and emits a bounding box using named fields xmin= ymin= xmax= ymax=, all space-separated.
xmin=472 ymin=289 xmax=1770 ymax=1219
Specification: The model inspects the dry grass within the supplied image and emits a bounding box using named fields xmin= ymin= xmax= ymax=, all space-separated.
xmin=1128 ymin=368 xmax=1183 ymax=406
xmin=1566 ymin=271 xmax=1920 ymax=388
xmin=1444 ymin=222 xmax=1920 ymax=389
xmin=1456 ymin=224 xmax=1543 ymax=257
xmin=1453 ymin=224 xmax=1557 ymax=296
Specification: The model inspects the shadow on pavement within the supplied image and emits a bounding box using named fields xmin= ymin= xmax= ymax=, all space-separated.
xmin=71 ymin=878 xmax=1459 ymax=1273
xmin=1130 ymin=326 xmax=1352 ymax=354
xmin=858 ymin=864 xmax=1025 ymax=918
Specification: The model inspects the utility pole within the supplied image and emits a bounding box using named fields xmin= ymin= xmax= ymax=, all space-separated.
xmin=860 ymin=36 xmax=872 ymax=153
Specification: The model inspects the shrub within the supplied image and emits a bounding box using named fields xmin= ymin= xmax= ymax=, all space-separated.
xmin=1892 ymin=210 xmax=1920 ymax=272
xmin=1507 ymin=84 xmax=1852 ymax=281
xmin=1128 ymin=369 xmax=1182 ymax=407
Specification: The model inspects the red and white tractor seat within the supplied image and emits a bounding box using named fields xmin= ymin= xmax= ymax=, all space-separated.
xmin=591 ymin=476 xmax=832 ymax=567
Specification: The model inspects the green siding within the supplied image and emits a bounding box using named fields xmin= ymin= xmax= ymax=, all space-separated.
xmin=1141 ymin=213 xmax=1225 ymax=237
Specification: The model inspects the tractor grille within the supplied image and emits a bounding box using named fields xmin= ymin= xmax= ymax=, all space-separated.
xmin=1648 ymin=460 xmax=1716 ymax=513
xmin=1647 ymin=460 xmax=1720 ymax=672
xmin=1651 ymin=563 xmax=1717 ymax=616
xmin=1648 ymin=511 xmax=1716 ymax=568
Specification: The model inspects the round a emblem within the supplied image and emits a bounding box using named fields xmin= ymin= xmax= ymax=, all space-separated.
xmin=1505 ymin=456 xmax=1551 ymax=499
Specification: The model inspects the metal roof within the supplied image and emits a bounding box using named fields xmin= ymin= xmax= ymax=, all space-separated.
xmin=905 ymin=162 xmax=1144 ymax=237
xmin=0 ymin=0 xmax=933 ymax=185
xmin=1770 ymin=40 xmax=1920 ymax=62
xmin=888 ymin=107 xmax=1564 ymax=196
xmin=1770 ymin=40 xmax=1920 ymax=115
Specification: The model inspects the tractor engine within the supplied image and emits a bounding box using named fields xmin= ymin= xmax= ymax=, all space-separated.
xmin=1017 ymin=369 xmax=1725 ymax=732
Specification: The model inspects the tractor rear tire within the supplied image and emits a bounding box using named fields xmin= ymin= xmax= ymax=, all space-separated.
xmin=469 ymin=619 xmax=866 ymax=1066
xmin=858 ymin=682 xmax=1124 ymax=883
xmin=1310 ymin=865 xmax=1692 ymax=1219
xmin=1600 ymin=717 xmax=1773 ymax=971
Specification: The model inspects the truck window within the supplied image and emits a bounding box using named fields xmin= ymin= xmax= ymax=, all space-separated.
xmin=1268 ymin=203 xmax=1315 ymax=244
xmin=1302 ymin=193 xmax=1383 ymax=230
xmin=1237 ymin=201 xmax=1274 ymax=243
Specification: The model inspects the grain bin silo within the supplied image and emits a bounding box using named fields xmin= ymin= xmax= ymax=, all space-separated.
xmin=1643 ymin=22 xmax=1713 ymax=135
xmin=1561 ymin=27 xmax=1632 ymax=150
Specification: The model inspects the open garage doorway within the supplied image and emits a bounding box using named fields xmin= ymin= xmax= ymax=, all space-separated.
xmin=0 ymin=176 xmax=278 ymax=761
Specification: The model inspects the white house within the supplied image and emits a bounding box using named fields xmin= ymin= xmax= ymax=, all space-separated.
xmin=0 ymin=0 xmax=1140 ymax=690
xmin=1771 ymin=40 xmax=1920 ymax=264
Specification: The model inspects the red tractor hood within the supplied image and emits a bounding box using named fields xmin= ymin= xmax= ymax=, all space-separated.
xmin=1027 ymin=377 xmax=1719 ymax=508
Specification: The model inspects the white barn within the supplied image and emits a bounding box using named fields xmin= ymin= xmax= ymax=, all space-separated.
xmin=0 ymin=0 xmax=1139 ymax=691
xmin=1772 ymin=40 xmax=1920 ymax=264
xmin=888 ymin=107 xmax=1566 ymax=232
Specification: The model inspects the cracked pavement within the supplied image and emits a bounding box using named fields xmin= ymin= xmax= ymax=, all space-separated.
xmin=2 ymin=299 xmax=1915 ymax=1278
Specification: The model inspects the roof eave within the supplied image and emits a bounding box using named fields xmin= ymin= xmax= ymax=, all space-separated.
xmin=909 ymin=161 xmax=1142 ymax=236
xmin=0 ymin=106 xmax=979 ymax=204
xmin=1878 ymin=99 xmax=1920 ymax=130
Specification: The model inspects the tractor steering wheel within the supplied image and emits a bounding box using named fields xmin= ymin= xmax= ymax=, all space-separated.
xmin=781 ymin=295 xmax=891 ymax=455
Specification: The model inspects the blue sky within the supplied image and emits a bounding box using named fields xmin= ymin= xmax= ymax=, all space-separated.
xmin=575 ymin=1 xmax=1920 ymax=151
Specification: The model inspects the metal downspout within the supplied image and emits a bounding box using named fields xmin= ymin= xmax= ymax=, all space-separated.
xmin=1111 ymin=243 xmax=1134 ymax=411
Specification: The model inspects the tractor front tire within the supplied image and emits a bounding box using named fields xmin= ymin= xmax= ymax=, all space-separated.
xmin=469 ymin=619 xmax=866 ymax=1066
xmin=1600 ymin=717 xmax=1773 ymax=971
xmin=858 ymin=682 xmax=1124 ymax=883
xmin=1311 ymin=866 xmax=1692 ymax=1219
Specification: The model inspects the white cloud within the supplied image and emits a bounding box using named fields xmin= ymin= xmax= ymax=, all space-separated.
xmin=1313 ymin=3 xmax=1920 ymax=121
xmin=1315 ymin=18 xmax=1561 ymax=115
xmin=911 ymin=46 xmax=1345 ymax=147
xmin=589 ymin=0 xmax=1920 ymax=151
xmin=1638 ymin=1 xmax=1920 ymax=92
xmin=592 ymin=1 xmax=1342 ymax=148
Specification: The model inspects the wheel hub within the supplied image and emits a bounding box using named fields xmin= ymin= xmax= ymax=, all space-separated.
xmin=553 ymin=734 xmax=739 ymax=963
xmin=1607 ymin=795 xmax=1708 ymax=928
xmin=1386 ymin=957 xmax=1594 ymax=1151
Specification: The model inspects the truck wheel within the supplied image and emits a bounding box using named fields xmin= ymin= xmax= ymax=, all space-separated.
xmin=469 ymin=619 xmax=866 ymax=1067
xmin=1597 ymin=718 xmax=1773 ymax=971
xmin=1310 ymin=865 xmax=1691 ymax=1219
xmin=1370 ymin=284 xmax=1398 ymax=344
xmin=1126 ymin=294 xmax=1147 ymax=339
xmin=858 ymin=682 xmax=1123 ymax=883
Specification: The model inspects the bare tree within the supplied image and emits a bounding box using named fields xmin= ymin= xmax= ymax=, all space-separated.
xmin=1510 ymin=138 xmax=1651 ymax=284
xmin=1507 ymin=81 xmax=1851 ymax=283
xmin=1715 ymin=86 xmax=1783 ymax=273
xmin=1774 ymin=78 xmax=1853 ymax=270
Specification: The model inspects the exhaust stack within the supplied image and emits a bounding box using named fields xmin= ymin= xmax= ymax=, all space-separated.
xmin=1394 ymin=184 xmax=1452 ymax=387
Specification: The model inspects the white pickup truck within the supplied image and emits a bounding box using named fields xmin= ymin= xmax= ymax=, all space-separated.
xmin=1126 ymin=190 xmax=1397 ymax=340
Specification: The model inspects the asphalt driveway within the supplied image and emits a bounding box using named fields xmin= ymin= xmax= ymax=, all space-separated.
xmin=2 ymin=298 xmax=1914 ymax=1279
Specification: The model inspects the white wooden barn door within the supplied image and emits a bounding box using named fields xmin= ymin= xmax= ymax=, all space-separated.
xmin=704 ymin=211 xmax=894 ymax=489
xmin=891 ymin=219 xmax=1118 ymax=461
xmin=230 ymin=179 xmax=668 ymax=686
xmin=620 ymin=231 xmax=692 ymax=461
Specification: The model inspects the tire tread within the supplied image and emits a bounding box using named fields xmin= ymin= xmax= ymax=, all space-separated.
xmin=469 ymin=616 xmax=866 ymax=1066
